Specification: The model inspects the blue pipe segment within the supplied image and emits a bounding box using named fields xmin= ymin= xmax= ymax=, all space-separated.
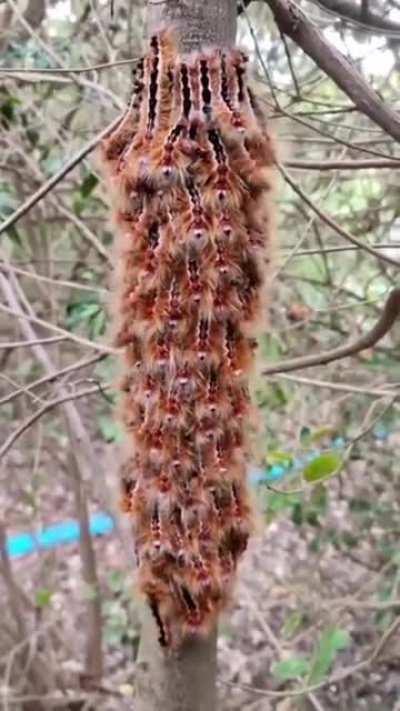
xmin=5 ymin=428 xmax=391 ymax=560
xmin=6 ymin=512 xmax=114 ymax=559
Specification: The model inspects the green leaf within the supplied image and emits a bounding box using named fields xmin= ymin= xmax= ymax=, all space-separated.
xmin=265 ymin=450 xmax=293 ymax=468
xmin=308 ymin=627 xmax=351 ymax=684
xmin=98 ymin=416 xmax=124 ymax=443
xmin=35 ymin=588 xmax=53 ymax=608
xmin=66 ymin=299 xmax=105 ymax=337
xmin=0 ymin=190 xmax=17 ymax=218
xmin=0 ymin=94 xmax=20 ymax=124
xmin=80 ymin=172 xmax=99 ymax=198
xmin=90 ymin=309 xmax=106 ymax=338
xmin=299 ymin=426 xmax=311 ymax=446
xmin=66 ymin=300 xmax=99 ymax=328
xmin=310 ymin=426 xmax=337 ymax=444
xmin=265 ymin=492 xmax=300 ymax=515
xmin=108 ymin=570 xmax=125 ymax=593
xmin=303 ymin=452 xmax=342 ymax=483
xmin=7 ymin=225 xmax=22 ymax=246
xmin=272 ymin=657 xmax=310 ymax=681
xmin=282 ymin=610 xmax=305 ymax=639
xmin=299 ymin=425 xmax=336 ymax=447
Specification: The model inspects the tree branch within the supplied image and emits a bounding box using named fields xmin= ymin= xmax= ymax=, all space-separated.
xmin=263 ymin=0 xmax=400 ymax=142
xmin=0 ymin=352 xmax=107 ymax=407
xmin=277 ymin=162 xmax=400 ymax=267
xmin=263 ymin=288 xmax=400 ymax=375
xmin=0 ymin=302 xmax=116 ymax=354
xmin=0 ymin=115 xmax=122 ymax=238
xmin=0 ymin=382 xmax=109 ymax=462
xmin=286 ymin=158 xmax=400 ymax=170
xmin=272 ymin=373 xmax=399 ymax=397
xmin=313 ymin=0 xmax=400 ymax=33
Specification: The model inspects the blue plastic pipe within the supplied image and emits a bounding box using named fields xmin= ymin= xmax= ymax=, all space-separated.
xmin=6 ymin=429 xmax=389 ymax=560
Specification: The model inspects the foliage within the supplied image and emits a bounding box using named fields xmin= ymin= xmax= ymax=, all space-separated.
xmin=0 ymin=0 xmax=400 ymax=709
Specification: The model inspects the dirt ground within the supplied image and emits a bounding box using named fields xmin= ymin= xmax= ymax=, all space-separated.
xmin=2 ymin=431 xmax=399 ymax=710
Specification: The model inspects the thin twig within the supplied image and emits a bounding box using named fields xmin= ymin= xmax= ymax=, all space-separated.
xmin=0 ymin=261 xmax=108 ymax=294
xmin=0 ymin=383 xmax=111 ymax=462
xmin=0 ymin=58 xmax=140 ymax=74
xmin=263 ymin=289 xmax=400 ymax=375
xmin=263 ymin=0 xmax=400 ymax=141
xmin=0 ymin=115 xmax=123 ymax=237
xmin=219 ymin=616 xmax=400 ymax=699
xmin=310 ymin=0 xmax=400 ymax=34
xmin=282 ymin=243 xmax=400 ymax=257
xmin=286 ymin=158 xmax=400 ymax=170
xmin=0 ymin=336 xmax=67 ymax=350
xmin=0 ymin=353 xmax=108 ymax=407
xmin=272 ymin=373 xmax=399 ymax=398
xmin=0 ymin=302 xmax=116 ymax=354
xmin=278 ymin=162 xmax=400 ymax=268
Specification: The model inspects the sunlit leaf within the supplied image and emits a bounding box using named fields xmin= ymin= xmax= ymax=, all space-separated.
xmin=66 ymin=299 xmax=106 ymax=337
xmin=282 ymin=611 xmax=305 ymax=639
xmin=303 ymin=452 xmax=342 ymax=483
xmin=308 ymin=627 xmax=351 ymax=684
xmin=272 ymin=657 xmax=310 ymax=681
xmin=98 ymin=416 xmax=124 ymax=443
xmin=265 ymin=450 xmax=293 ymax=468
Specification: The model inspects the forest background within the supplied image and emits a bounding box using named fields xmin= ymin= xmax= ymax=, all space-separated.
xmin=1 ymin=0 xmax=400 ymax=709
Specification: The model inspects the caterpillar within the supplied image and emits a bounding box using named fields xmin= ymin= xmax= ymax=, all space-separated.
xmin=101 ymin=31 xmax=276 ymax=648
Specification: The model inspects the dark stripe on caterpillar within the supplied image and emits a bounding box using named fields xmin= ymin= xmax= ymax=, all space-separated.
xmin=149 ymin=596 xmax=168 ymax=647
xmin=180 ymin=63 xmax=192 ymax=119
xmin=147 ymin=35 xmax=160 ymax=133
xmin=235 ymin=61 xmax=245 ymax=104
xmin=208 ymin=128 xmax=226 ymax=165
xmin=220 ymin=53 xmax=233 ymax=112
xmin=200 ymin=59 xmax=212 ymax=119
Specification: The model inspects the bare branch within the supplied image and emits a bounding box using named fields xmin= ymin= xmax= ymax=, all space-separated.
xmin=271 ymin=373 xmax=399 ymax=397
xmin=278 ymin=162 xmax=400 ymax=267
xmin=283 ymin=243 xmax=400 ymax=256
xmin=0 ymin=523 xmax=55 ymax=700
xmin=287 ymin=158 xmax=400 ymax=170
xmin=0 ymin=381 xmax=109 ymax=462
xmin=312 ymin=0 xmax=400 ymax=34
xmin=263 ymin=0 xmax=400 ymax=141
xmin=68 ymin=448 xmax=103 ymax=686
xmin=264 ymin=288 xmax=400 ymax=375
xmin=0 ymin=115 xmax=123 ymax=238
xmin=0 ymin=302 xmax=116 ymax=354
xmin=0 ymin=261 xmax=107 ymax=294
xmin=0 ymin=57 xmax=140 ymax=75
xmin=0 ymin=335 xmax=67 ymax=350
xmin=0 ymin=353 xmax=108 ymax=407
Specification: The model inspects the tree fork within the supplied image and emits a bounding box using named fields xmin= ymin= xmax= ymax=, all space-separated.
xmin=134 ymin=5 xmax=237 ymax=710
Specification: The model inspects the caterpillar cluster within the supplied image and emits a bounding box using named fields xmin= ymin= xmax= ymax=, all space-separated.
xmin=101 ymin=31 xmax=276 ymax=648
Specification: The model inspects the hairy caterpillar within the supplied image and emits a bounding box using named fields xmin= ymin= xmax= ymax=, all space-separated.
xmin=101 ymin=31 xmax=276 ymax=648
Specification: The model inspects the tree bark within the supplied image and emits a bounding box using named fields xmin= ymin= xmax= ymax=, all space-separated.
xmin=135 ymin=605 xmax=218 ymax=711
xmin=133 ymin=4 xmax=238 ymax=710
xmin=147 ymin=0 xmax=237 ymax=52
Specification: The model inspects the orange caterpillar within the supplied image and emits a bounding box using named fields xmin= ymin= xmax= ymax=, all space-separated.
xmin=101 ymin=31 xmax=276 ymax=648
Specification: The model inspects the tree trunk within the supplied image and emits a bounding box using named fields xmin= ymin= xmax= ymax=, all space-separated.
xmin=147 ymin=0 xmax=237 ymax=53
xmin=135 ymin=605 xmax=218 ymax=711
xmin=134 ymin=5 xmax=237 ymax=710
